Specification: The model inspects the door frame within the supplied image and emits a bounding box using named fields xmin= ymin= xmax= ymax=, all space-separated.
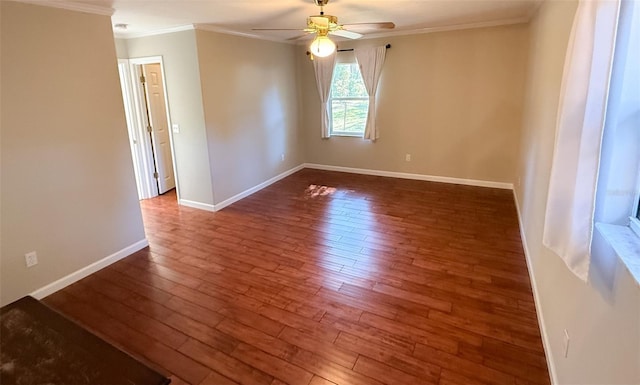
xmin=118 ymin=59 xmax=147 ymax=199
xmin=118 ymin=56 xmax=180 ymax=201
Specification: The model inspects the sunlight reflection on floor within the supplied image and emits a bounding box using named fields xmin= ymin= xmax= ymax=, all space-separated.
xmin=305 ymin=184 xmax=337 ymax=198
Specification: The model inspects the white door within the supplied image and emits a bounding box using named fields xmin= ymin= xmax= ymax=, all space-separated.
xmin=142 ymin=63 xmax=175 ymax=194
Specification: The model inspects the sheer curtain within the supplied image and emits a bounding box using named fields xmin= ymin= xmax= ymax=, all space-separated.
xmin=312 ymin=53 xmax=337 ymax=139
xmin=543 ymin=0 xmax=620 ymax=281
xmin=355 ymin=46 xmax=386 ymax=141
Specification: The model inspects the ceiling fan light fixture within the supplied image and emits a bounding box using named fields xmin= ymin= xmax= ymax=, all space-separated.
xmin=310 ymin=35 xmax=336 ymax=57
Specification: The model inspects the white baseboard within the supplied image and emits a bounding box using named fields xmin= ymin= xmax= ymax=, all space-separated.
xmin=176 ymin=165 xmax=306 ymax=213
xmin=304 ymin=163 xmax=514 ymax=190
xmin=512 ymin=190 xmax=558 ymax=385
xmin=212 ymin=164 xmax=306 ymax=211
xmin=30 ymin=239 xmax=149 ymax=300
xmin=179 ymin=198 xmax=216 ymax=212
xmin=178 ymin=163 xmax=512 ymax=214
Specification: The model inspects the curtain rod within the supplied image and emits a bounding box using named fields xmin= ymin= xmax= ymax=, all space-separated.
xmin=337 ymin=43 xmax=391 ymax=52
xmin=306 ymin=43 xmax=391 ymax=57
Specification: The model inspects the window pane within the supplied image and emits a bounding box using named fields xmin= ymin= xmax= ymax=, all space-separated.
xmin=329 ymin=63 xmax=369 ymax=135
xmin=331 ymin=99 xmax=368 ymax=133
xmin=331 ymin=64 xmax=368 ymax=98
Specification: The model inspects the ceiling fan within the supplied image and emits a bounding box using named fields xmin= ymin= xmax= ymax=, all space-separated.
xmin=252 ymin=0 xmax=395 ymax=57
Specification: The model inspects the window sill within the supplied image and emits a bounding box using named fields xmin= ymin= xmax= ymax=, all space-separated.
xmin=596 ymin=222 xmax=640 ymax=286
xmin=330 ymin=133 xmax=364 ymax=138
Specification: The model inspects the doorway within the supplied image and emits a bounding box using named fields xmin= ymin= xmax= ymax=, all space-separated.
xmin=117 ymin=57 xmax=178 ymax=200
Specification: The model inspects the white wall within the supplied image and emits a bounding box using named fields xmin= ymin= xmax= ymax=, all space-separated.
xmin=0 ymin=1 xmax=146 ymax=305
xmin=516 ymin=1 xmax=640 ymax=383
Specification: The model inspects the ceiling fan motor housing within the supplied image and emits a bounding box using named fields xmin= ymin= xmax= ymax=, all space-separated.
xmin=314 ymin=0 xmax=330 ymax=6
xmin=308 ymin=14 xmax=339 ymax=30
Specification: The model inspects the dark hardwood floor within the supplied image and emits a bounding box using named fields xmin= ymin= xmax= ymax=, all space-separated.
xmin=44 ymin=169 xmax=550 ymax=385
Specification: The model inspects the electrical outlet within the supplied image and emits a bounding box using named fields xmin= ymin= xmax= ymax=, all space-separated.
xmin=172 ymin=123 xmax=180 ymax=133
xmin=405 ymin=154 xmax=411 ymax=162
xmin=281 ymin=153 xmax=285 ymax=161
xmin=563 ymin=329 xmax=570 ymax=358
xmin=25 ymin=251 xmax=38 ymax=268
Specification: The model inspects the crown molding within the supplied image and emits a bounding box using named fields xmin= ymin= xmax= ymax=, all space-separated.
xmin=117 ymin=23 xmax=293 ymax=44
xmin=117 ymin=24 xmax=195 ymax=39
xmin=194 ymin=24 xmax=297 ymax=44
xmin=128 ymin=16 xmax=531 ymax=45
xmin=14 ymin=0 xmax=113 ymax=16
xmin=292 ymin=16 xmax=531 ymax=46
xmin=114 ymin=13 xmax=532 ymax=43
xmin=359 ymin=16 xmax=530 ymax=40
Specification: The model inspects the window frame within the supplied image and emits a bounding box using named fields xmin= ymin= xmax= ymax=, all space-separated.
xmin=328 ymin=59 xmax=369 ymax=138
xmin=630 ymin=181 xmax=640 ymax=238
xmin=631 ymin=216 xmax=640 ymax=238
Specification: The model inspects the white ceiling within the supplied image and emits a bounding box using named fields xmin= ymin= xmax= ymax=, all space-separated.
xmin=34 ymin=0 xmax=543 ymax=41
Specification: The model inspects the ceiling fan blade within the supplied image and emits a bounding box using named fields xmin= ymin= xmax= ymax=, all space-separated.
xmin=330 ymin=29 xmax=363 ymax=39
xmin=287 ymin=33 xmax=315 ymax=41
xmin=252 ymin=28 xmax=305 ymax=31
xmin=341 ymin=22 xmax=396 ymax=31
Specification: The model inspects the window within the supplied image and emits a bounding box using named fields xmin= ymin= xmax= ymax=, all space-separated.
xmin=329 ymin=63 xmax=368 ymax=137
xmin=594 ymin=0 xmax=640 ymax=284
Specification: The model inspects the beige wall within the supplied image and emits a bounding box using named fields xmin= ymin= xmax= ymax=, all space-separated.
xmin=126 ymin=31 xmax=215 ymax=206
xmin=4 ymin=5 xmax=637 ymax=381
xmin=114 ymin=38 xmax=129 ymax=59
xmin=0 ymin=2 xmax=146 ymax=305
xmin=299 ymin=24 xmax=529 ymax=184
xmin=517 ymin=1 xmax=640 ymax=383
xmin=195 ymin=30 xmax=302 ymax=204
xmin=123 ymin=30 xmax=302 ymax=206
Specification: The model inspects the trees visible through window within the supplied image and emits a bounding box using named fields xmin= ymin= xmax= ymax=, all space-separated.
xmin=329 ymin=63 xmax=368 ymax=136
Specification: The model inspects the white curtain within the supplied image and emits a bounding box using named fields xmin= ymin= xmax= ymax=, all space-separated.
xmin=355 ymin=46 xmax=386 ymax=141
xmin=543 ymin=0 xmax=620 ymax=281
xmin=312 ymin=53 xmax=337 ymax=138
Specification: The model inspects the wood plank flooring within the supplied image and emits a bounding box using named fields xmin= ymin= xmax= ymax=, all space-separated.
xmin=44 ymin=169 xmax=550 ymax=385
